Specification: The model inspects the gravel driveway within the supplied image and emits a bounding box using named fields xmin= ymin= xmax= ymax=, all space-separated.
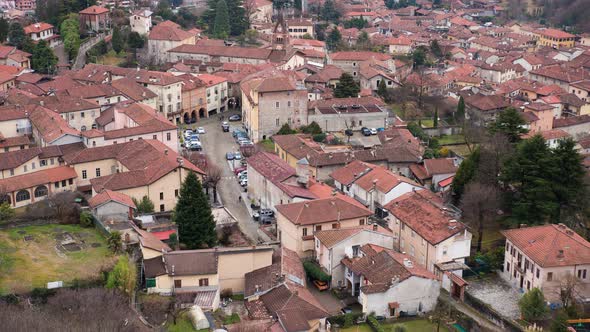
xmin=467 ymin=273 xmax=522 ymax=319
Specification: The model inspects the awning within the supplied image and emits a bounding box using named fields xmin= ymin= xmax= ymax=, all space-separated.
xmin=152 ymin=230 xmax=175 ymax=240
xmin=450 ymin=273 xmax=468 ymax=287
xmin=388 ymin=302 xmax=400 ymax=309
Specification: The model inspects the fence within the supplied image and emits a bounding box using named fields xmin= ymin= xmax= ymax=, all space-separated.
xmin=463 ymin=291 xmax=524 ymax=332
xmin=423 ymin=125 xmax=463 ymax=137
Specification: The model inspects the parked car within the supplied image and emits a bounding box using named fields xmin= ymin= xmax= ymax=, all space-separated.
xmin=345 ymin=129 xmax=353 ymax=136
xmin=341 ymin=307 xmax=353 ymax=314
xmin=234 ymin=152 xmax=242 ymax=160
xmin=233 ymin=166 xmax=247 ymax=175
xmin=238 ymin=172 xmax=247 ymax=180
xmin=259 ymin=215 xmax=275 ymax=225
xmin=226 ymin=152 xmax=235 ymax=160
xmin=232 ymin=129 xmax=244 ymax=138
xmin=197 ymin=127 xmax=205 ymax=134
xmin=222 ymin=122 xmax=230 ymax=132
xmin=239 ymin=140 xmax=254 ymax=147
xmin=183 ymin=130 xmax=193 ymax=139
xmin=370 ymin=128 xmax=378 ymax=135
xmin=239 ymin=178 xmax=248 ymax=187
xmin=189 ymin=142 xmax=202 ymax=151
xmin=313 ymin=280 xmax=329 ymax=291
xmin=189 ymin=134 xmax=200 ymax=141
xmin=361 ymin=127 xmax=371 ymax=136
xmin=228 ymin=114 xmax=242 ymax=121
xmin=253 ymin=208 xmax=274 ymax=220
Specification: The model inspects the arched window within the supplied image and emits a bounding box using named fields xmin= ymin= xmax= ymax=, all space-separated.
xmin=34 ymin=185 xmax=48 ymax=198
xmin=16 ymin=190 xmax=30 ymax=202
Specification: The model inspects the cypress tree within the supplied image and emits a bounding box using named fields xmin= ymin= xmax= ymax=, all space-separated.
xmin=456 ymin=96 xmax=465 ymax=121
xmin=334 ymin=73 xmax=360 ymax=98
xmin=377 ymin=79 xmax=387 ymax=98
xmin=213 ymin=0 xmax=230 ymax=39
xmin=173 ymin=172 xmax=217 ymax=249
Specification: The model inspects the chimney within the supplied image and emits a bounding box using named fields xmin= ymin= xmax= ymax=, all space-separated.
xmin=373 ymin=224 xmax=378 ymax=232
xmin=39 ymin=100 xmax=44 ymax=106
xmin=164 ymin=149 xmax=168 ymax=155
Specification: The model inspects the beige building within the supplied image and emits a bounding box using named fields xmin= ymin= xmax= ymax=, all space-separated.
xmin=501 ymin=224 xmax=590 ymax=303
xmin=276 ymin=196 xmax=373 ymax=257
xmin=328 ymin=51 xmax=393 ymax=78
xmin=286 ymin=19 xmax=314 ymax=38
xmin=130 ymin=9 xmax=152 ymax=35
xmin=62 ymin=139 xmax=204 ymax=211
xmin=0 ymin=165 xmax=78 ymax=208
xmin=148 ymin=20 xmax=196 ymax=65
xmin=168 ymin=44 xmax=273 ymax=65
xmin=383 ymin=190 xmax=472 ymax=277
xmin=241 ymin=69 xmax=308 ymax=142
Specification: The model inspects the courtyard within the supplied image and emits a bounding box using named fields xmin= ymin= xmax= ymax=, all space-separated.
xmin=466 ymin=273 xmax=522 ymax=320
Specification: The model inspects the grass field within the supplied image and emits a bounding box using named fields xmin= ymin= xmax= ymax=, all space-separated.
xmin=96 ymin=51 xmax=127 ymax=66
xmin=0 ymin=224 xmax=117 ymax=294
xmin=341 ymin=319 xmax=450 ymax=332
xmin=437 ymin=134 xmax=466 ymax=145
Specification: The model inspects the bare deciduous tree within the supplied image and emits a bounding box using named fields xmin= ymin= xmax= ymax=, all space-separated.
xmin=206 ymin=165 xmax=222 ymax=204
xmin=0 ymin=288 xmax=148 ymax=331
xmin=460 ymin=181 xmax=501 ymax=253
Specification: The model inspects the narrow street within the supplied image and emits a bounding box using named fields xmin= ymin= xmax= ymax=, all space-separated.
xmin=191 ymin=111 xmax=262 ymax=243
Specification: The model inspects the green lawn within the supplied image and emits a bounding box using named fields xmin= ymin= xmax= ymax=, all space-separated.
xmin=420 ymin=119 xmax=435 ymax=128
xmin=96 ymin=50 xmax=127 ymax=66
xmin=167 ymin=314 xmax=195 ymax=332
xmin=437 ymin=134 xmax=466 ymax=145
xmin=258 ymin=139 xmax=275 ymax=153
xmin=341 ymin=319 xmax=450 ymax=332
xmin=0 ymin=224 xmax=117 ymax=294
xmin=444 ymin=144 xmax=476 ymax=158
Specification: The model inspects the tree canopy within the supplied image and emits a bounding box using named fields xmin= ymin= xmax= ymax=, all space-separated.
xmin=173 ymin=172 xmax=217 ymax=249
xmin=489 ymin=108 xmax=528 ymax=143
xmin=213 ymin=0 xmax=230 ymax=39
xmin=334 ymin=73 xmax=360 ymax=98
xmin=519 ymin=288 xmax=548 ymax=322
xmin=31 ymin=40 xmax=57 ymax=74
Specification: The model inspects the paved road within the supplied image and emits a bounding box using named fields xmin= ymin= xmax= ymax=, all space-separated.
xmin=191 ymin=112 xmax=262 ymax=243
xmin=54 ymin=43 xmax=69 ymax=67
xmin=73 ymin=33 xmax=111 ymax=70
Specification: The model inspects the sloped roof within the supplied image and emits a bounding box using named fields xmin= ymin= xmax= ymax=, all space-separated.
xmin=276 ymin=196 xmax=372 ymax=226
xmin=0 ymin=166 xmax=77 ymax=192
xmin=88 ymin=189 xmax=136 ymax=209
xmin=383 ymin=191 xmax=465 ymax=245
xmin=502 ymin=224 xmax=590 ymax=267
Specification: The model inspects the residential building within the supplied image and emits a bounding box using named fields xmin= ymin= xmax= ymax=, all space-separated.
xmin=241 ymin=69 xmax=308 ymax=142
xmin=29 ymin=106 xmax=83 ymax=147
xmin=15 ymin=0 xmax=36 ymax=12
xmin=176 ymin=73 xmax=207 ymax=123
xmin=244 ymin=247 xmax=329 ymax=332
xmin=93 ymin=102 xmax=179 ymax=151
xmin=168 ymin=44 xmax=273 ymax=65
xmin=198 ymin=73 xmax=228 ymax=116
xmin=247 ymin=151 xmax=320 ymax=210
xmin=307 ymin=96 xmax=389 ymax=133
xmin=88 ymin=189 xmax=136 ymax=221
xmin=63 ymin=139 xmax=204 ymax=210
xmin=0 ymin=166 xmax=78 ymax=208
xmin=276 ymin=196 xmax=373 ymax=257
xmin=537 ymin=29 xmax=576 ymax=49
xmin=249 ymin=0 xmax=273 ymax=23
xmin=331 ymin=160 xmax=423 ymax=212
xmin=501 ymin=224 xmax=590 ymax=303
xmin=33 ymin=95 xmax=102 ymax=132
xmin=130 ymin=9 xmax=152 ymax=35
xmin=463 ymin=93 xmax=511 ymax=124
xmin=409 ymin=158 xmax=459 ymax=190
xmin=23 ymin=22 xmax=60 ymax=47
xmin=342 ymin=244 xmax=440 ymax=317
xmin=0 ymin=45 xmax=31 ymax=68
xmin=144 ymin=250 xmax=221 ymax=309
xmin=314 ymin=226 xmax=395 ymax=289
xmin=359 ymin=61 xmax=400 ymax=92
xmin=286 ymin=19 xmax=314 ymax=38
xmin=79 ymin=6 xmax=110 ymax=33
xmin=383 ymin=190 xmax=472 ymax=276
xmin=328 ymin=51 xmax=393 ymax=78
xmin=148 ymin=21 xmax=196 ymax=65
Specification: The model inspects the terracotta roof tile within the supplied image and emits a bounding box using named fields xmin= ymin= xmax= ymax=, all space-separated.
xmin=0 ymin=165 xmax=77 ymax=192
xmin=148 ymin=20 xmax=194 ymax=41
xmin=502 ymin=224 xmax=590 ymax=267
xmin=383 ymin=191 xmax=465 ymax=244
xmin=79 ymin=5 xmax=109 ymax=14
xmin=276 ymin=196 xmax=372 ymax=226
xmin=24 ymin=22 xmax=53 ymax=34
xmin=88 ymin=189 xmax=136 ymax=209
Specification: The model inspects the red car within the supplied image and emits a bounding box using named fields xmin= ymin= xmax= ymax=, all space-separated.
xmin=234 ymin=166 xmax=247 ymax=175
xmin=313 ymin=280 xmax=329 ymax=291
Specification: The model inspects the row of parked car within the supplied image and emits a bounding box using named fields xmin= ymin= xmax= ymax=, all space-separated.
xmin=183 ymin=127 xmax=206 ymax=151
xmin=360 ymin=127 xmax=383 ymax=136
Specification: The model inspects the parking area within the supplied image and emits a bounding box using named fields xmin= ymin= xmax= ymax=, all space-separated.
xmin=307 ymin=283 xmax=346 ymax=316
xmin=190 ymin=111 xmax=264 ymax=243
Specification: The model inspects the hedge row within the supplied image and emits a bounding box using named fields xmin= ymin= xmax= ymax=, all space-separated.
xmin=367 ymin=316 xmax=385 ymax=332
xmin=303 ymin=261 xmax=331 ymax=282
